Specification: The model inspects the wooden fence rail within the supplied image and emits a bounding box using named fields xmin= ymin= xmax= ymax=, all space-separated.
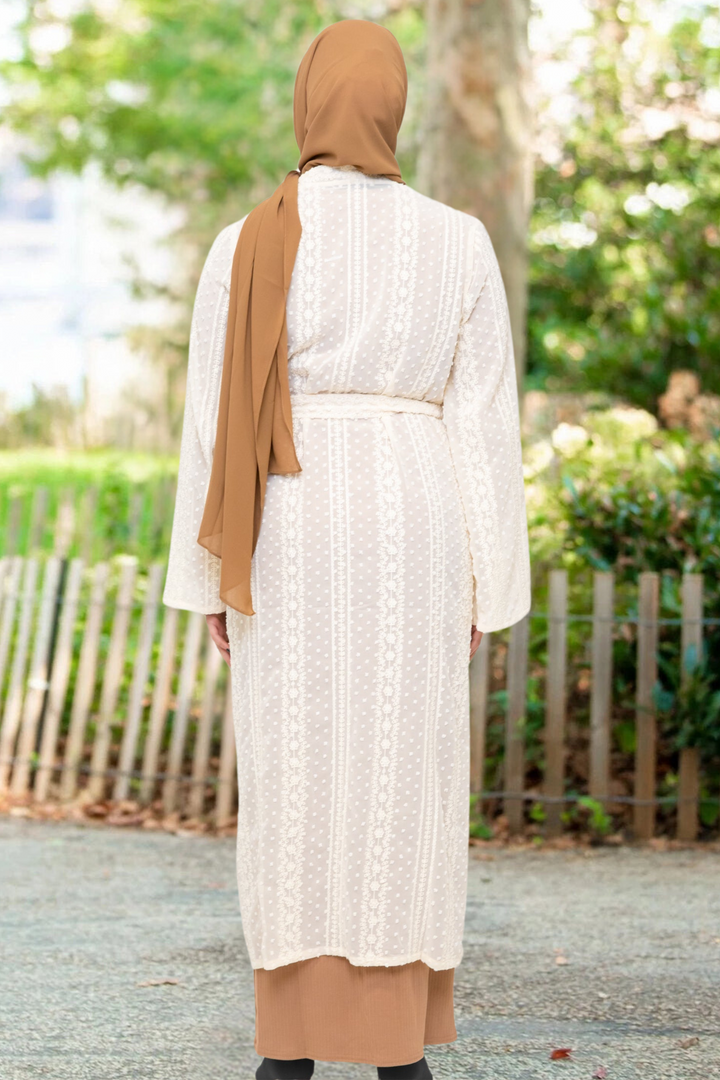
xmin=0 ymin=555 xmax=716 ymax=839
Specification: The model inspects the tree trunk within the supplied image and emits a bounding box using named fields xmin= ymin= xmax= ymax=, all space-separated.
xmin=418 ymin=0 xmax=533 ymax=386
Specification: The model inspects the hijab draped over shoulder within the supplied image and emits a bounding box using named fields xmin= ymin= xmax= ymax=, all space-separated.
xmin=197 ymin=19 xmax=407 ymax=615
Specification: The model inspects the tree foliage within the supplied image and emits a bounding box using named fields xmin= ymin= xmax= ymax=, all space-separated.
xmin=2 ymin=1 xmax=424 ymax=213
xmin=1 ymin=1 xmax=717 ymax=416
xmin=528 ymin=0 xmax=720 ymax=409
xmin=1 ymin=1 xmax=425 ymax=432
xmin=5 ymin=0 xmax=323 ymax=203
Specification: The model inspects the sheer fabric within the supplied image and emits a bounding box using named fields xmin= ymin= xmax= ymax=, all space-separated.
xmin=164 ymin=164 xmax=530 ymax=971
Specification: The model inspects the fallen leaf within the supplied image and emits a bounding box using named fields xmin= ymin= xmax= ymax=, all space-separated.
xmin=107 ymin=812 xmax=147 ymax=827
xmin=677 ymin=1036 xmax=699 ymax=1049
xmin=136 ymin=978 xmax=182 ymax=988
xmin=162 ymin=812 xmax=181 ymax=832
xmin=593 ymin=1068 xmax=608 ymax=1079
xmin=550 ymin=1048 xmax=572 ymax=1060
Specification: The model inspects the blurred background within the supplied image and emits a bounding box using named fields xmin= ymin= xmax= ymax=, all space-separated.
xmin=0 ymin=0 xmax=718 ymax=840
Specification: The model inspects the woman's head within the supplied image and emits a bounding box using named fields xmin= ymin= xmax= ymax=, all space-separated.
xmin=294 ymin=20 xmax=407 ymax=181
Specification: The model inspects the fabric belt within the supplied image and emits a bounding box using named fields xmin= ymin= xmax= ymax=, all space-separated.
xmin=289 ymin=392 xmax=443 ymax=419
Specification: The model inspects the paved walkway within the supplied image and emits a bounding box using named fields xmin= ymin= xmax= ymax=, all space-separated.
xmin=1 ymin=818 xmax=718 ymax=1079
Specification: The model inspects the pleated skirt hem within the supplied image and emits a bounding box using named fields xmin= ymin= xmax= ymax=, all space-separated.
xmin=253 ymin=1044 xmax=457 ymax=1070
xmin=254 ymin=955 xmax=457 ymax=1068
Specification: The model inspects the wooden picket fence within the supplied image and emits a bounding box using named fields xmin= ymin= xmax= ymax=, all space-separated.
xmin=0 ymin=554 xmax=236 ymax=826
xmin=0 ymin=550 xmax=715 ymax=840
xmin=469 ymin=569 xmax=712 ymax=841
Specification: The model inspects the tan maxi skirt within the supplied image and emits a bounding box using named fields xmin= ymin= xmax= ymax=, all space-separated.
xmin=254 ymin=956 xmax=456 ymax=1067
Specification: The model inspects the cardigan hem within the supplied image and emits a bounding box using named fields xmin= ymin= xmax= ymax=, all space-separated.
xmin=249 ymin=946 xmax=463 ymax=973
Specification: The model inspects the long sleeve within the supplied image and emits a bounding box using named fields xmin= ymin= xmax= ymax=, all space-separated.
xmin=163 ymin=219 xmax=245 ymax=614
xmin=442 ymin=217 xmax=531 ymax=633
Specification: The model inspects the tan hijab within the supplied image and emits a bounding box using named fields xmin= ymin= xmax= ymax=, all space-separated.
xmin=197 ymin=20 xmax=407 ymax=615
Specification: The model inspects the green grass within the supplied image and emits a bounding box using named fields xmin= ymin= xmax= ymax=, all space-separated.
xmin=0 ymin=450 xmax=179 ymax=564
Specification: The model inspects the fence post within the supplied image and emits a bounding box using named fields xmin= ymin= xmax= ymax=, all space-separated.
xmin=129 ymin=489 xmax=144 ymax=551
xmin=5 ymin=497 xmax=22 ymax=555
xmin=188 ymin=640 xmax=223 ymax=818
xmin=11 ymin=556 xmax=63 ymax=796
xmin=60 ymin=562 xmax=109 ymax=800
xmin=0 ymin=558 xmax=39 ymax=792
xmin=589 ymin=571 xmax=614 ymax=805
xmin=79 ymin=487 xmax=98 ymax=563
xmin=0 ymin=557 xmax=23 ymax=692
xmin=35 ymin=559 xmax=85 ymax=802
xmin=113 ymin=563 xmax=164 ymax=802
xmin=504 ymin=613 xmax=529 ymax=833
xmin=634 ymin=571 xmax=659 ymax=839
xmin=677 ymin=573 xmax=703 ymax=842
xmin=53 ymin=490 xmax=76 ymax=558
xmin=87 ymin=557 xmax=138 ymax=800
xmin=544 ymin=570 xmax=567 ymax=836
xmin=162 ymin=610 xmax=204 ymax=815
xmin=469 ymin=632 xmax=490 ymax=797
xmin=153 ymin=478 xmax=173 ymax=552
xmin=28 ymin=487 xmax=48 ymax=553
xmin=139 ymin=605 xmax=179 ymax=805
xmin=215 ymin=679 xmax=237 ymax=829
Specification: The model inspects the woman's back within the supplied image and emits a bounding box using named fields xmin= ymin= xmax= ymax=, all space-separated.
xmin=163 ymin=21 xmax=531 ymax=1076
xmin=171 ymin=165 xmax=527 ymax=632
xmin=286 ymin=164 xmax=471 ymax=401
xmin=164 ymin=163 xmax=529 ymax=972
xmin=204 ymin=164 xmax=487 ymax=402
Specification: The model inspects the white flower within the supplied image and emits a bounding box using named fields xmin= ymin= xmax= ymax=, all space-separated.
xmin=604 ymin=407 xmax=658 ymax=438
xmin=646 ymin=182 xmax=692 ymax=213
xmin=551 ymin=423 xmax=589 ymax=458
xmin=523 ymin=439 xmax=555 ymax=479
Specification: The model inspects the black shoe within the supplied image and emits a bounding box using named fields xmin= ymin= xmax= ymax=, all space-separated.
xmin=256 ymin=1059 xmax=314 ymax=1080
xmin=377 ymin=1057 xmax=432 ymax=1080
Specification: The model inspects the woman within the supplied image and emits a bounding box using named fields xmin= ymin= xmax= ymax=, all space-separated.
xmin=164 ymin=18 xmax=530 ymax=1080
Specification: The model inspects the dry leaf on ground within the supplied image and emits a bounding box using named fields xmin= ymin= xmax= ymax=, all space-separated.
xmin=136 ymin=978 xmax=182 ymax=988
xmin=106 ymin=812 xmax=147 ymax=827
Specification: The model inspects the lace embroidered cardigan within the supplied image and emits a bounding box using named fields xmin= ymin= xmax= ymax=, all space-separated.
xmin=164 ymin=165 xmax=530 ymax=971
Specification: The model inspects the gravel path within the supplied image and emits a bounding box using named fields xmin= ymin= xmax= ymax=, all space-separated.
xmin=1 ymin=817 xmax=718 ymax=1079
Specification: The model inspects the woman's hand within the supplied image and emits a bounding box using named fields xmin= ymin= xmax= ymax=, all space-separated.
xmin=206 ymin=611 xmax=231 ymax=667
xmin=470 ymin=624 xmax=483 ymax=661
